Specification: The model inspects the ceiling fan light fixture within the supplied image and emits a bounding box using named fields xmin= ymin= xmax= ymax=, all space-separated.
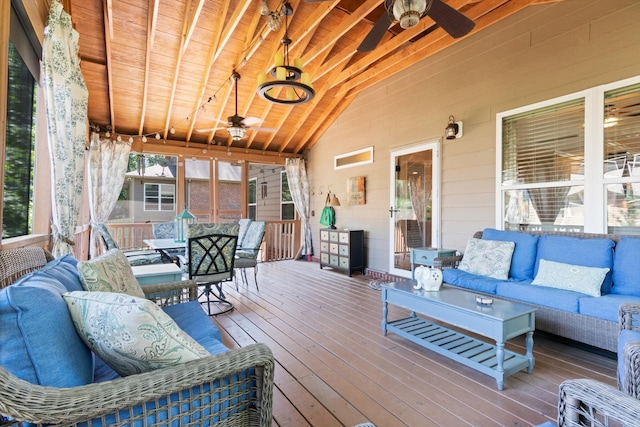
xmin=392 ymin=0 xmax=431 ymax=29
xmin=227 ymin=126 xmax=246 ymax=141
xmin=257 ymin=2 xmax=315 ymax=105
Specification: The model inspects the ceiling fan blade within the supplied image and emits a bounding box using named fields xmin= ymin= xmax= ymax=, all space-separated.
xmin=427 ymin=0 xmax=475 ymax=39
xmin=195 ymin=126 xmax=225 ymax=133
xmin=357 ymin=10 xmax=392 ymax=52
xmin=241 ymin=116 xmax=263 ymax=126
xmin=247 ymin=126 xmax=277 ymax=133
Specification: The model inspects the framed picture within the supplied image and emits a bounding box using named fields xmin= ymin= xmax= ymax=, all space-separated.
xmin=348 ymin=176 xmax=366 ymax=206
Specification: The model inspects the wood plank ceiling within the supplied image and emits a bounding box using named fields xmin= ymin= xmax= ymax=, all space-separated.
xmin=69 ymin=0 xmax=553 ymax=156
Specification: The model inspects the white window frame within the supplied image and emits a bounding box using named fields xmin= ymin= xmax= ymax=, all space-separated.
xmin=144 ymin=183 xmax=175 ymax=212
xmin=248 ymin=177 xmax=257 ymax=220
xmin=496 ymin=75 xmax=640 ymax=233
xmin=280 ymin=170 xmax=295 ymax=220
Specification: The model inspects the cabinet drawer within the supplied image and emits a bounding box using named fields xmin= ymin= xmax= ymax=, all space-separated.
xmin=339 ymin=257 xmax=349 ymax=268
xmin=339 ymin=232 xmax=349 ymax=243
xmin=329 ymin=243 xmax=339 ymax=254
xmin=329 ymin=254 xmax=339 ymax=266
xmin=339 ymin=245 xmax=349 ymax=256
xmin=320 ymin=253 xmax=329 ymax=263
xmin=320 ymin=241 xmax=329 ymax=252
xmin=320 ymin=230 xmax=329 ymax=240
xmin=329 ymin=231 xmax=339 ymax=242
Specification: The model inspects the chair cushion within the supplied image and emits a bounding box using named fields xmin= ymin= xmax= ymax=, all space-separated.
xmin=481 ymin=228 xmax=539 ymax=281
xmin=458 ymin=238 xmax=515 ymax=280
xmin=578 ymin=294 xmax=640 ymax=322
xmin=442 ymin=269 xmax=505 ymax=294
xmin=34 ymin=254 xmax=84 ymax=292
xmin=64 ymin=291 xmax=210 ymax=376
xmin=495 ymin=281 xmax=582 ymax=313
xmin=77 ymin=249 xmax=145 ymax=297
xmin=532 ymin=259 xmax=609 ymax=297
xmin=612 ymin=237 xmax=640 ymax=296
xmin=534 ymin=235 xmax=615 ymax=294
xmin=0 ymin=275 xmax=93 ymax=387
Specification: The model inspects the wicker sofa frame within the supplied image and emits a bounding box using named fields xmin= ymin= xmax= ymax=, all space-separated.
xmin=434 ymin=230 xmax=632 ymax=353
xmin=0 ymin=247 xmax=275 ymax=426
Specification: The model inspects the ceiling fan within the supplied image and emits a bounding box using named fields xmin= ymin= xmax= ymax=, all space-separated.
xmin=357 ymin=0 xmax=475 ymax=52
xmin=196 ymin=72 xmax=276 ymax=141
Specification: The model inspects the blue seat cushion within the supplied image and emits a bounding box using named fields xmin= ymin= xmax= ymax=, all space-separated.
xmin=482 ymin=228 xmax=539 ymax=281
xmin=618 ymin=329 xmax=640 ymax=390
xmin=0 ymin=275 xmax=93 ymax=387
xmin=495 ymin=282 xmax=581 ymax=313
xmin=578 ymin=294 xmax=640 ymax=322
xmin=534 ymin=235 xmax=615 ymax=294
xmin=33 ymin=254 xmax=84 ymax=292
xmin=612 ymin=237 xmax=640 ymax=296
xmin=443 ymin=269 xmax=504 ymax=294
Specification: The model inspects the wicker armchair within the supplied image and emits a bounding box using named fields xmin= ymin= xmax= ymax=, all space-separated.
xmin=618 ymin=302 xmax=640 ymax=399
xmin=558 ymin=379 xmax=640 ymax=426
xmin=0 ymin=248 xmax=275 ymax=426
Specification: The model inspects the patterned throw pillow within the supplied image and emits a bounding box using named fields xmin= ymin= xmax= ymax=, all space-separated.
xmin=532 ymin=259 xmax=609 ymax=297
xmin=458 ymin=238 xmax=516 ymax=280
xmin=77 ymin=249 xmax=145 ymax=297
xmin=63 ymin=291 xmax=210 ymax=376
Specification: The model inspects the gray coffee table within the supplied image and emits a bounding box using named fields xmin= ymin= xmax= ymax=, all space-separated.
xmin=381 ymin=281 xmax=535 ymax=390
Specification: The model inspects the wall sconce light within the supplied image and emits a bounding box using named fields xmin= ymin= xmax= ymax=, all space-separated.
xmin=445 ymin=115 xmax=463 ymax=140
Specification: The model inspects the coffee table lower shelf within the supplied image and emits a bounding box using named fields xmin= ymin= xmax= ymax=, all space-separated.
xmin=387 ymin=316 xmax=531 ymax=389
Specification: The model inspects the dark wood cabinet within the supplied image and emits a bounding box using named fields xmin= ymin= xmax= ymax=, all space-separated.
xmin=319 ymin=229 xmax=364 ymax=276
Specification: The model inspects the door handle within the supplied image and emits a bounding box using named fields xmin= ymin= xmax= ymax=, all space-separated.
xmin=389 ymin=206 xmax=399 ymax=218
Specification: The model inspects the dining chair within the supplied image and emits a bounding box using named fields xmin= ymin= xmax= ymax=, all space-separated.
xmin=94 ymin=223 xmax=165 ymax=265
xmin=152 ymin=221 xmax=186 ymax=265
xmin=187 ymin=223 xmax=239 ymax=316
xmin=235 ymin=221 xmax=266 ymax=290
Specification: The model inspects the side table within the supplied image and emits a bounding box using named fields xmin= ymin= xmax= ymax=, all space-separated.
xmin=410 ymin=247 xmax=456 ymax=279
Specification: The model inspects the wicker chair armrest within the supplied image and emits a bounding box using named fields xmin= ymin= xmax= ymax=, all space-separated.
xmin=0 ymin=343 xmax=274 ymax=427
xmin=142 ymin=279 xmax=198 ymax=305
xmin=558 ymin=379 xmax=640 ymax=427
xmin=433 ymin=254 xmax=463 ymax=270
xmin=619 ymin=302 xmax=640 ymax=333
xmin=622 ymin=339 xmax=640 ymax=399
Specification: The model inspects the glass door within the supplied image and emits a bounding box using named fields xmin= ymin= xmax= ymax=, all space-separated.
xmin=389 ymin=141 xmax=440 ymax=277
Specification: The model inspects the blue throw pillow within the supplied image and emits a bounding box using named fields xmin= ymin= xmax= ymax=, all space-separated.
xmin=612 ymin=237 xmax=640 ymax=296
xmin=534 ymin=235 xmax=615 ymax=294
xmin=0 ymin=276 xmax=93 ymax=387
xmin=482 ymin=228 xmax=539 ymax=280
xmin=35 ymin=254 xmax=84 ymax=292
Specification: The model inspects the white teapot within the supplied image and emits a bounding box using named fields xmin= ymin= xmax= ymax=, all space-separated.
xmin=413 ymin=266 xmax=443 ymax=291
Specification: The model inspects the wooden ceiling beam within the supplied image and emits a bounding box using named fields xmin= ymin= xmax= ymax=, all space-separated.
xmin=184 ymin=0 xmax=232 ymax=141
xmin=300 ymin=0 xmax=381 ymax=65
xmin=102 ymin=0 xmax=115 ymax=130
xmin=337 ymin=0 xmax=533 ymax=98
xmin=161 ymin=0 xmax=193 ymax=139
xmin=138 ymin=0 xmax=159 ymax=136
xmin=183 ymin=0 xmax=206 ymax=53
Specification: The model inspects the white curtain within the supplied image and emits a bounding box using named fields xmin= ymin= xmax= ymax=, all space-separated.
xmin=88 ymin=132 xmax=132 ymax=258
xmin=42 ymin=1 xmax=88 ymax=257
xmin=285 ymin=158 xmax=313 ymax=257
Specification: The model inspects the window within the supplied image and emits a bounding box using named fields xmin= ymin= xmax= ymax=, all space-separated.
xmin=2 ymin=4 xmax=40 ymax=239
xmin=497 ymin=76 xmax=640 ymax=234
xmin=281 ymin=171 xmax=295 ymax=220
xmin=248 ymin=177 xmax=257 ymax=220
xmin=144 ymin=183 xmax=175 ymax=211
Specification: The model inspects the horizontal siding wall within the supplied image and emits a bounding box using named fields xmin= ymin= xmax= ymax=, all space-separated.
xmin=307 ymin=0 xmax=640 ymax=273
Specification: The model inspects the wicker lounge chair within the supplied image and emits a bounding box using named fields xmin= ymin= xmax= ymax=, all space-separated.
xmin=618 ymin=302 xmax=640 ymax=399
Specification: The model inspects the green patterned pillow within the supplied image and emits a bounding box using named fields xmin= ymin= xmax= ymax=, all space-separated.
xmin=532 ymin=259 xmax=609 ymax=297
xmin=63 ymin=291 xmax=209 ymax=376
xmin=77 ymin=249 xmax=145 ymax=298
xmin=458 ymin=238 xmax=516 ymax=280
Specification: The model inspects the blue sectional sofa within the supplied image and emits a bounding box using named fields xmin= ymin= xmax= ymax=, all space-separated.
xmin=442 ymin=229 xmax=640 ymax=353
xmin=0 ymin=250 xmax=274 ymax=426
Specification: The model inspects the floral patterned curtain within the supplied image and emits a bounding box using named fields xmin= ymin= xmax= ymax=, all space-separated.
xmin=88 ymin=132 xmax=132 ymax=258
xmin=285 ymin=158 xmax=313 ymax=257
xmin=42 ymin=1 xmax=88 ymax=256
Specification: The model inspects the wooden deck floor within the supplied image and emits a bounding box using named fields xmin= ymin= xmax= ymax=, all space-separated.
xmin=211 ymin=260 xmax=617 ymax=427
